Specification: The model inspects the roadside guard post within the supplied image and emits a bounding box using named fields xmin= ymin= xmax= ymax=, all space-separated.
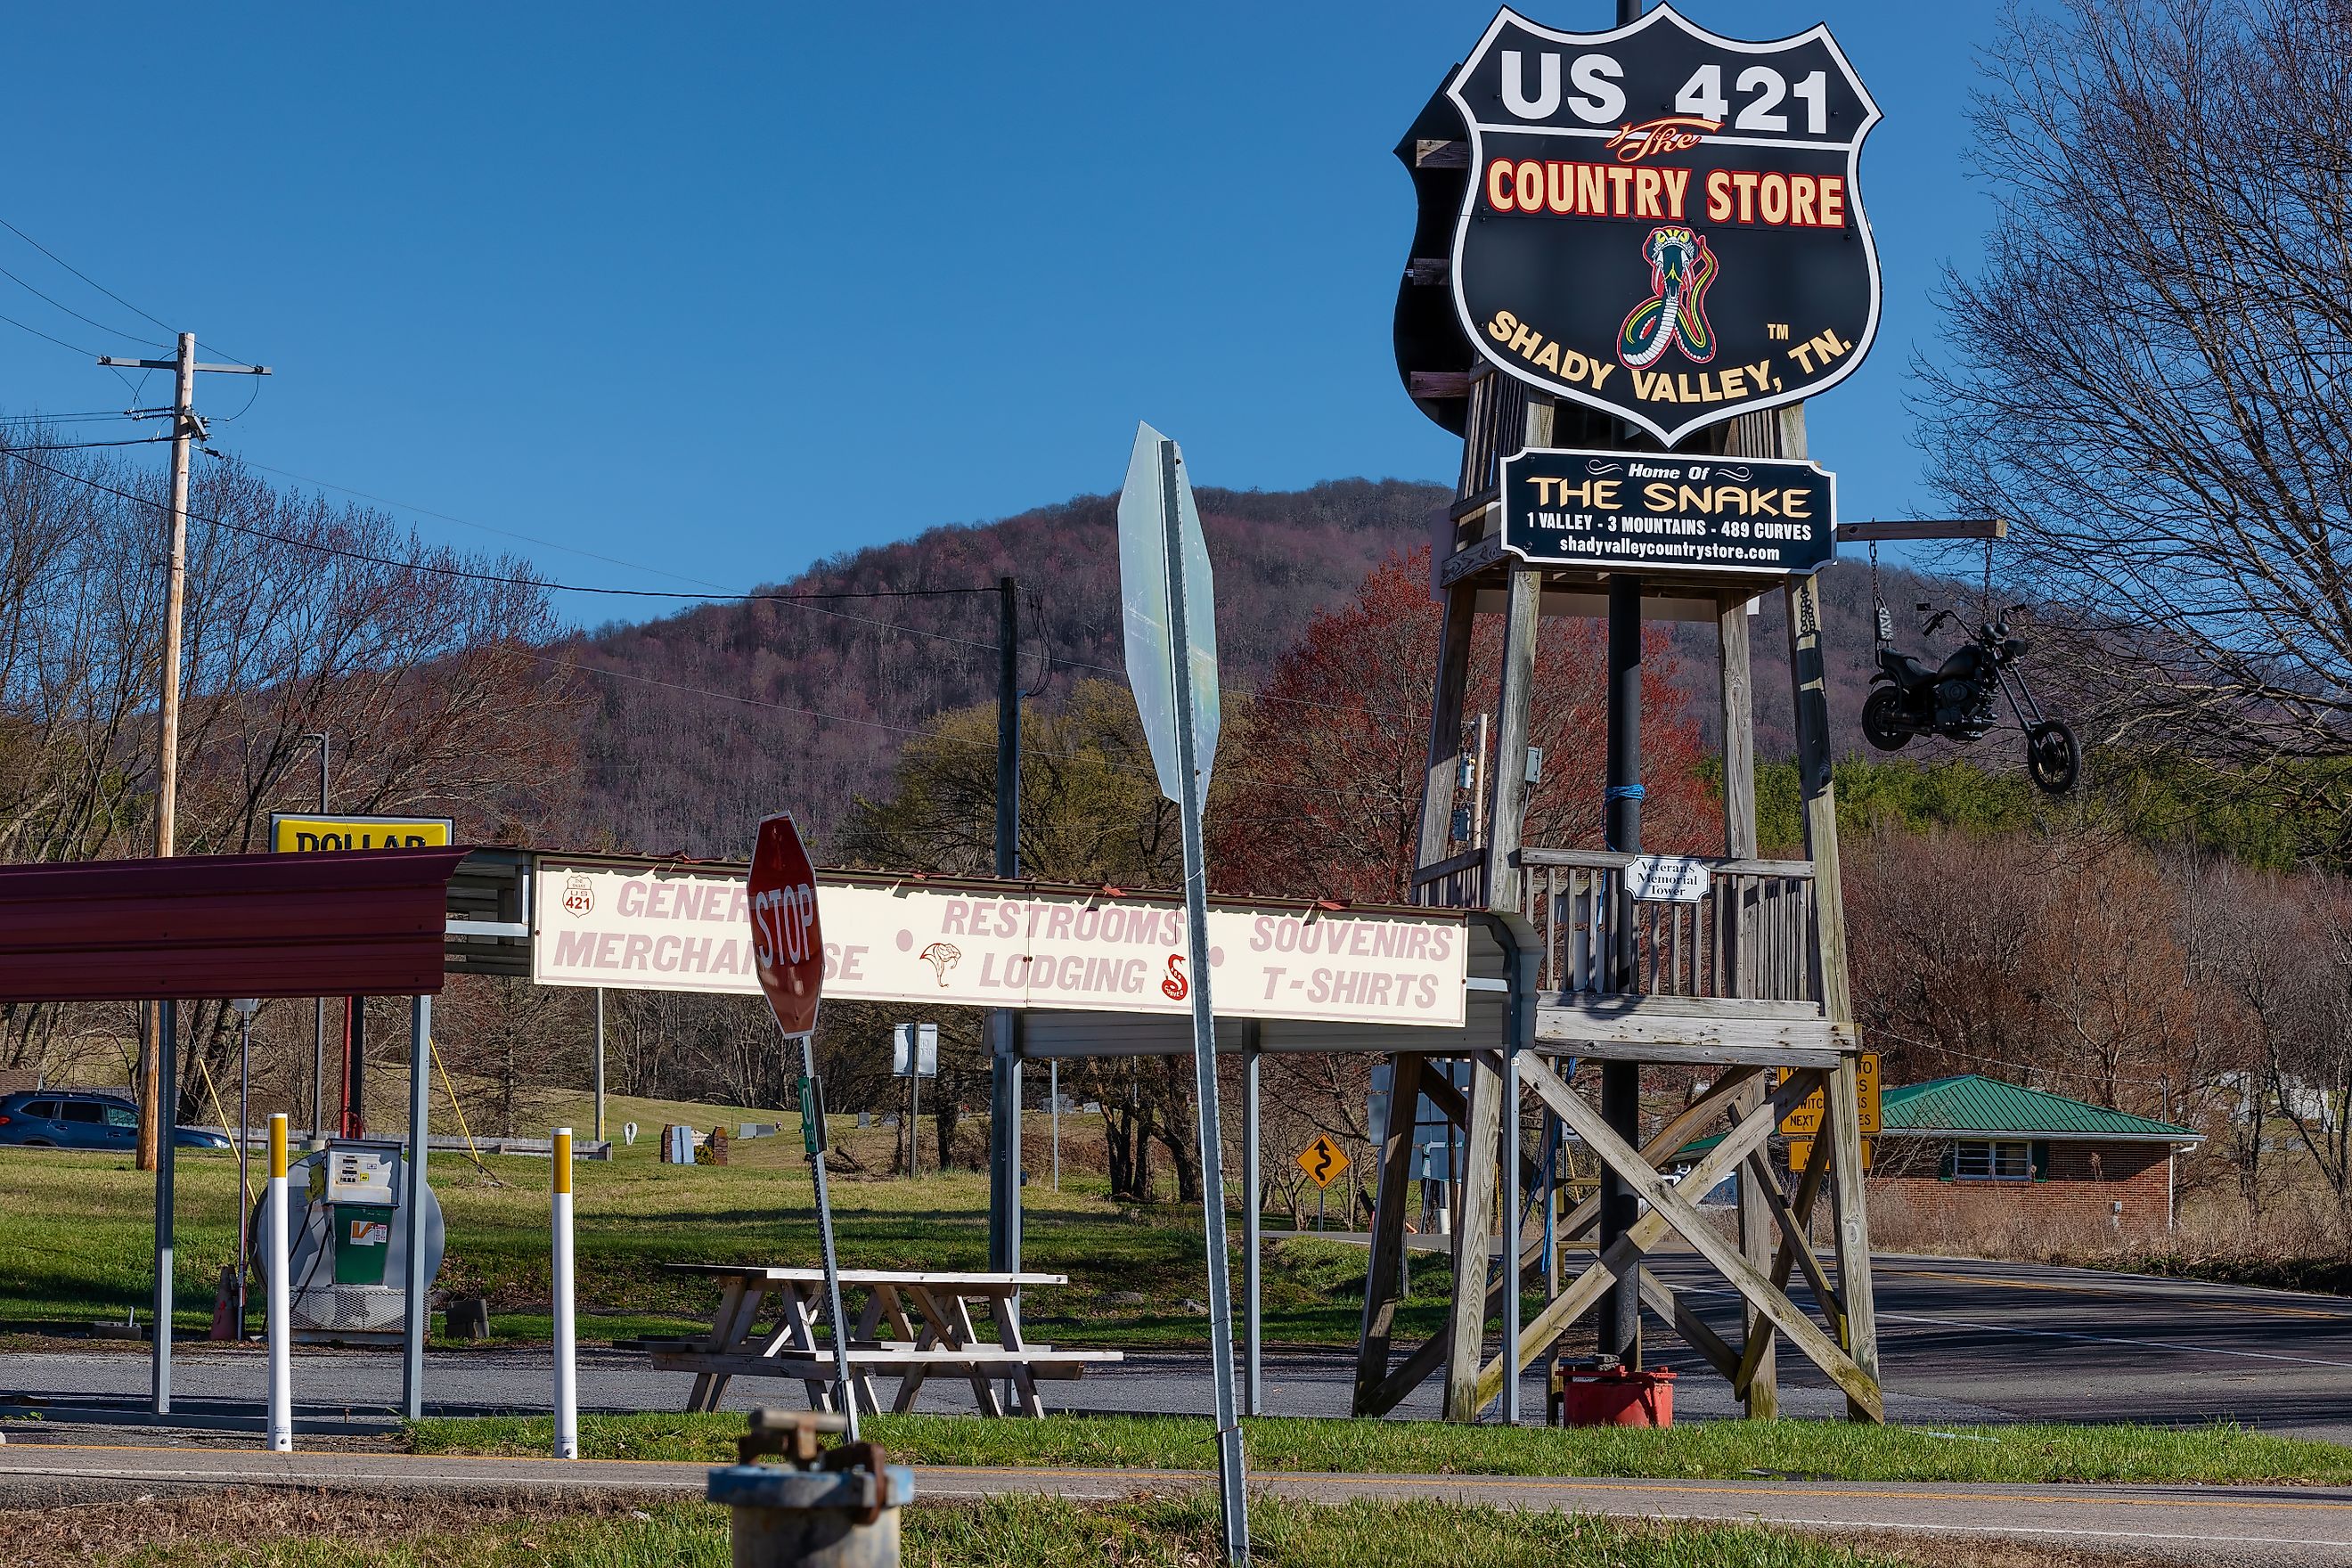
xmin=1117 ymin=421 xmax=1249 ymax=1564
xmin=265 ymin=1113 xmax=291 ymax=1452
xmin=708 ymin=1409 xmax=912 ymax=1568
xmin=749 ymin=813 xmax=859 ymax=1435
xmin=552 ymin=1125 xmax=578 ymax=1459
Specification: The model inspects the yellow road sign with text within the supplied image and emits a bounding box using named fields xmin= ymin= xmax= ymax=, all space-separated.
xmin=1297 ymin=1134 xmax=1350 ymax=1189
xmin=270 ymin=813 xmax=453 ymax=853
xmin=1787 ymin=1137 xmax=1872 ymax=1173
xmin=1777 ymin=1052 xmax=1879 ymax=1138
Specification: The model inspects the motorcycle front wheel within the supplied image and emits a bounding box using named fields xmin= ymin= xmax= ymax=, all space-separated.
xmin=1862 ymin=688 xmax=1914 ymax=751
xmin=2026 ymin=720 xmax=2079 ymax=794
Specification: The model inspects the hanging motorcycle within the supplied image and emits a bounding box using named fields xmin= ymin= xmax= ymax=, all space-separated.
xmin=1861 ymin=601 xmax=2080 ymax=794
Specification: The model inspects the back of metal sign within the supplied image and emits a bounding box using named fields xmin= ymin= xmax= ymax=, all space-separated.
xmin=1117 ymin=421 xmax=1221 ymax=804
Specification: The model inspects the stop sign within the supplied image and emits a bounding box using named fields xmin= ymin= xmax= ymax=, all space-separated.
xmin=747 ymin=813 xmax=822 ymax=1038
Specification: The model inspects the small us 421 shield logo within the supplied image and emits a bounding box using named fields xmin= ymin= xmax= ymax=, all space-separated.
xmin=1443 ymin=5 xmax=1881 ymax=445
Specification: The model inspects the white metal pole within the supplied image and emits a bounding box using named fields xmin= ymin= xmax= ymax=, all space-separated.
xmin=1050 ymin=1058 xmax=1060 ymax=1191
xmin=265 ymin=1114 xmax=291 ymax=1452
xmin=552 ymin=1126 xmax=577 ymax=1459
xmin=1157 ymin=438 xmax=1247 ymax=1564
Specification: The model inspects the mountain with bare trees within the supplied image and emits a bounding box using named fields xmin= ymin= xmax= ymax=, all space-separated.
xmin=558 ymin=478 xmax=1937 ymax=859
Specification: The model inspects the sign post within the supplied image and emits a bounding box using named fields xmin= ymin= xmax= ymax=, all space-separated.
xmin=747 ymin=813 xmax=858 ymax=1438
xmin=892 ymin=1021 xmax=939 ymax=1179
xmin=1118 ymin=421 xmax=1247 ymax=1565
xmin=1297 ymin=1135 xmax=1350 ymax=1233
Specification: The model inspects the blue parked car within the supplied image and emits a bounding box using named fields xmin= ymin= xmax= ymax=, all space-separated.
xmin=0 ymin=1090 xmax=231 ymax=1151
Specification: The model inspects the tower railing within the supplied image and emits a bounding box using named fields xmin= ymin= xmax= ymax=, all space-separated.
xmin=1414 ymin=845 xmax=1817 ymax=1003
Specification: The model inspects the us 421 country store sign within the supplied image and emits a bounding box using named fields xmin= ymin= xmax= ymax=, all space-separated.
xmin=1441 ymin=6 xmax=1881 ymax=445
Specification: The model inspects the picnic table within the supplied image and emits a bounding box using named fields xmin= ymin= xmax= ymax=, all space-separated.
xmin=646 ymin=1264 xmax=1122 ymax=1417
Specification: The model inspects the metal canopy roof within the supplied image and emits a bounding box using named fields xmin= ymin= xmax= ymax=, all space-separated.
xmin=1880 ymin=1074 xmax=2205 ymax=1145
xmin=0 ymin=845 xmax=474 ymax=1002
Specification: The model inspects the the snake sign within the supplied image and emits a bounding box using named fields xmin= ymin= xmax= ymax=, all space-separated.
xmin=1500 ymin=446 xmax=1833 ymax=576
xmin=1436 ymin=6 xmax=1880 ymax=445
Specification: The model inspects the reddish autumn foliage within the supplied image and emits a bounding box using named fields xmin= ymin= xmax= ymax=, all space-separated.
xmin=1212 ymin=548 xmax=1716 ymax=903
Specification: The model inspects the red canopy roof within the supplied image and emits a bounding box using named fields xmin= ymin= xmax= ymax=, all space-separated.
xmin=0 ymin=846 xmax=471 ymax=1002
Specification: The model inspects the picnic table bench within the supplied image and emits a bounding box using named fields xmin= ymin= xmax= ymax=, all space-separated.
xmin=646 ymin=1264 xmax=1122 ymax=1417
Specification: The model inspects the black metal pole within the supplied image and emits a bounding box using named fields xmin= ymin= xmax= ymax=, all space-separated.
xmin=988 ymin=576 xmax=1021 ymax=1271
xmin=1600 ymin=0 xmax=1648 ymax=1368
xmin=1598 ymin=574 xmax=1645 ymax=1368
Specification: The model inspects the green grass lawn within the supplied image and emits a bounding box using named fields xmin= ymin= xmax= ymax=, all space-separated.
xmin=0 ymin=1134 xmax=1444 ymax=1348
xmin=407 ymin=1408 xmax=2352 ymax=1486
xmin=4 ymin=1490 xmax=1948 ymax=1568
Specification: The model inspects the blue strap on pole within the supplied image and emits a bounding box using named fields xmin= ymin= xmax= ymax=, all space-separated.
xmin=1605 ymin=784 xmax=1646 ymax=801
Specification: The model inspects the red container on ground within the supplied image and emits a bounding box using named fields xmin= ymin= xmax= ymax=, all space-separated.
xmin=1553 ymin=1364 xmax=1676 ymax=1427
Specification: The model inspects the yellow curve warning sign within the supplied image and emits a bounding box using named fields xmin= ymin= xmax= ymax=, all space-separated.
xmin=1297 ymin=1134 xmax=1350 ymax=1189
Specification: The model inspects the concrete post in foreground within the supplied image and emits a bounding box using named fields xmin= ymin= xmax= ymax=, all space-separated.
xmin=710 ymin=1409 xmax=911 ymax=1568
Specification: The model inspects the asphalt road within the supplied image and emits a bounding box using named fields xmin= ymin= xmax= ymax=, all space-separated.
xmin=6 ymin=1253 xmax=2350 ymax=1440
xmin=0 ymin=1442 xmax=2348 ymax=1565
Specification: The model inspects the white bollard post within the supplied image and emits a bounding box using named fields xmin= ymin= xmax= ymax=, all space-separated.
xmin=552 ymin=1126 xmax=578 ymax=1459
xmin=265 ymin=1114 xmax=292 ymax=1453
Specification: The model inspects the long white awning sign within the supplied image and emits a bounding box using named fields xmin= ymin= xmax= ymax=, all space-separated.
xmin=533 ymin=862 xmax=1466 ymax=1029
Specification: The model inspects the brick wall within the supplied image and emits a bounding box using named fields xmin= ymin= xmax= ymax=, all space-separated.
xmin=1869 ymin=1137 xmax=2176 ymax=1237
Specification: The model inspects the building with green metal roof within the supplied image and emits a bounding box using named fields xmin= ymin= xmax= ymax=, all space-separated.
xmin=1880 ymin=1074 xmax=2201 ymax=1143
xmin=1871 ymin=1074 xmax=2201 ymax=1237
xmin=1679 ymin=1074 xmax=2202 ymax=1235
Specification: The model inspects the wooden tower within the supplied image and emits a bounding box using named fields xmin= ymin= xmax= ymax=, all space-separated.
xmin=1351 ymin=362 xmax=1882 ymax=1424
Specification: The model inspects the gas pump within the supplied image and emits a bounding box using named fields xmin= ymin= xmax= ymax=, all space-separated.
xmin=252 ymin=1138 xmax=445 ymax=1344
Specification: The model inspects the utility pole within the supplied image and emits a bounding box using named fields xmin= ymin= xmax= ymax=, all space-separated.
xmin=988 ymin=576 xmax=1022 ymax=1269
xmin=300 ymin=732 xmax=329 ymax=1136
xmin=100 ymin=334 xmax=269 ymax=1172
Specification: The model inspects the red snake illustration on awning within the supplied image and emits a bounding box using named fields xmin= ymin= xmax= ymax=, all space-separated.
xmin=1617 ymin=225 xmax=1719 ymax=369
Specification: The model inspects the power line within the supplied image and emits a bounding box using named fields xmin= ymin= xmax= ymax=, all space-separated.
xmin=539 ymin=653 xmax=1404 ymax=804
xmin=0 ymin=215 xmax=181 ymax=339
xmin=233 ymin=456 xmax=767 ymax=591
xmin=224 ymin=454 xmax=1000 ymax=657
xmin=0 ymin=258 xmax=166 ymax=350
xmin=4 ymin=445 xmax=1005 ymax=611
xmin=0 ymin=309 xmax=102 ymax=359
xmin=213 ymin=373 xmax=264 ymax=423
xmin=1 ymin=436 xmax=165 ymax=452
xmin=1054 ymin=648 xmax=1424 ymax=723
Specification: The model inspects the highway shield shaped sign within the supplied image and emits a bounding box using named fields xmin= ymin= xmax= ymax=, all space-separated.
xmin=1297 ymin=1134 xmax=1350 ymax=1190
xmin=1443 ymin=6 xmax=1881 ymax=445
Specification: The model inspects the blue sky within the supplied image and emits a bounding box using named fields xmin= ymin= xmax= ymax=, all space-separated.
xmin=0 ymin=4 xmax=1994 ymax=623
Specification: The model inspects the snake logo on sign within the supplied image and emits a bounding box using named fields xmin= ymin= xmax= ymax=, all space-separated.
xmin=1422 ymin=6 xmax=1882 ymax=445
xmin=1297 ymin=1134 xmax=1351 ymax=1190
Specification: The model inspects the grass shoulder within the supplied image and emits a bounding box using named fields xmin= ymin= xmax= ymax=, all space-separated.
xmin=405 ymin=1409 xmax=2352 ymax=1486
xmin=1 ymin=1489 xmax=1959 ymax=1568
